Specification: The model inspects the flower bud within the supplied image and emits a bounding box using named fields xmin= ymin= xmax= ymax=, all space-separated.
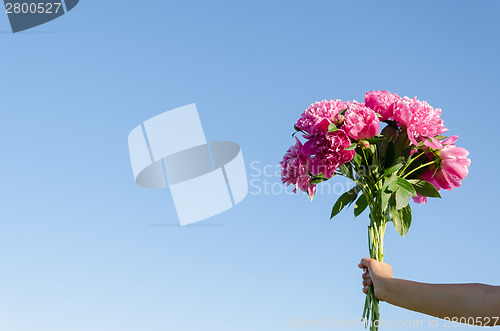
xmin=334 ymin=114 xmax=344 ymax=126
xmin=358 ymin=140 xmax=370 ymax=149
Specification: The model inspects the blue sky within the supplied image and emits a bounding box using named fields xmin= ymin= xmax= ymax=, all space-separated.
xmin=1 ymin=1 xmax=499 ymax=330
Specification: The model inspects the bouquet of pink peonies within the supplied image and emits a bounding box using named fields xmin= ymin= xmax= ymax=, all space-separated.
xmin=280 ymin=91 xmax=471 ymax=331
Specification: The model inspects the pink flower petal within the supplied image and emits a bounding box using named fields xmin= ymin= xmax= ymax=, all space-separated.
xmin=412 ymin=194 xmax=428 ymax=204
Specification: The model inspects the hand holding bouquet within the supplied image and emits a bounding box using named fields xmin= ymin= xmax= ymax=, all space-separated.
xmin=280 ymin=91 xmax=471 ymax=330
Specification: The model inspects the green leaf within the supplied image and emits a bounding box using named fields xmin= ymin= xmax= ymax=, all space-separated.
xmin=328 ymin=123 xmax=338 ymax=132
xmin=330 ymin=186 xmax=360 ymax=219
xmin=380 ymin=191 xmax=392 ymax=213
xmin=387 ymin=178 xmax=399 ymax=192
xmin=354 ymin=193 xmax=368 ymax=218
xmin=397 ymin=177 xmax=417 ymax=196
xmin=388 ymin=177 xmax=417 ymax=196
xmin=345 ymin=143 xmax=357 ymax=151
xmin=395 ymin=189 xmax=410 ymax=210
xmin=402 ymin=146 xmax=413 ymax=159
xmin=352 ymin=153 xmax=362 ymax=167
xmin=292 ymin=124 xmax=304 ymax=137
xmin=310 ymin=177 xmax=328 ymax=185
xmin=382 ymin=175 xmax=397 ymax=192
xmin=338 ymin=163 xmax=353 ymax=178
xmin=395 ymin=156 xmax=406 ymax=164
xmin=384 ymin=163 xmax=403 ymax=176
xmin=393 ymin=129 xmax=410 ymax=159
xmin=390 ymin=205 xmax=412 ymax=237
xmin=383 ymin=141 xmax=395 ymax=168
xmin=407 ymin=179 xmax=441 ymax=198
xmin=366 ymin=136 xmax=385 ymax=144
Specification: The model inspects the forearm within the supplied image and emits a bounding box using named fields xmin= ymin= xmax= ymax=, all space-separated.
xmin=382 ymin=279 xmax=500 ymax=326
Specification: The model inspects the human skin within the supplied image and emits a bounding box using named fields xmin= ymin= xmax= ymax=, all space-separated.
xmin=358 ymin=258 xmax=500 ymax=327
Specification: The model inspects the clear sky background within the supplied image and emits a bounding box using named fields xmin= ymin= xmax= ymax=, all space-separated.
xmin=1 ymin=1 xmax=499 ymax=330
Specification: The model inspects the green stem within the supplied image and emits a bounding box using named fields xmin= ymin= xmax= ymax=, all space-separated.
xmin=397 ymin=150 xmax=426 ymax=176
xmin=338 ymin=160 xmax=387 ymax=331
xmin=362 ymin=148 xmax=370 ymax=168
xmin=402 ymin=160 xmax=436 ymax=179
xmin=361 ymin=149 xmax=377 ymax=185
xmin=362 ymin=197 xmax=387 ymax=331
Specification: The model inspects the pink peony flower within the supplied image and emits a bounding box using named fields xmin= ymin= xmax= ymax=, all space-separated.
xmin=280 ymin=137 xmax=314 ymax=193
xmin=296 ymin=100 xmax=349 ymax=135
xmin=434 ymin=136 xmax=471 ymax=191
xmin=303 ymin=129 xmax=355 ymax=178
xmin=412 ymin=135 xmax=471 ymax=203
xmin=343 ymin=101 xmax=380 ymax=140
xmin=364 ymin=90 xmax=401 ymax=121
xmin=393 ymin=97 xmax=448 ymax=149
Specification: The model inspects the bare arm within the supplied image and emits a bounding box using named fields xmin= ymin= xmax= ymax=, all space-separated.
xmin=358 ymin=258 xmax=500 ymax=327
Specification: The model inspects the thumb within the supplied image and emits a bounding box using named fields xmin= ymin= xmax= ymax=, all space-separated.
xmin=358 ymin=257 xmax=373 ymax=270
